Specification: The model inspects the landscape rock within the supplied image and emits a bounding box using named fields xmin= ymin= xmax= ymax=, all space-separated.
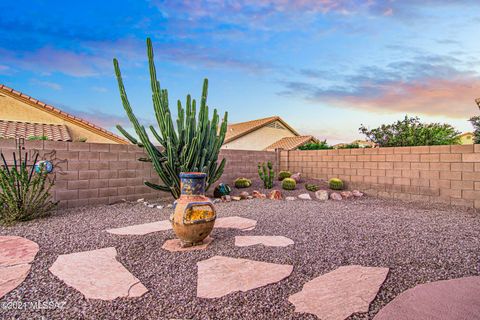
xmin=340 ymin=191 xmax=353 ymax=199
xmin=291 ymin=173 xmax=302 ymax=183
xmin=162 ymin=237 xmax=213 ymax=252
xmin=136 ymin=198 xmax=144 ymax=203
xmin=106 ymin=220 xmax=172 ymax=235
xmin=156 ymin=205 xmax=164 ymax=209
xmin=235 ymin=236 xmax=294 ymax=247
xmin=212 ymin=199 xmax=221 ymax=204
xmin=49 ymin=247 xmax=148 ymax=300
xmin=289 ymin=265 xmax=389 ymax=320
xmin=197 ymin=256 xmax=293 ymax=298
xmin=252 ymin=190 xmax=267 ymax=199
xmin=214 ymin=216 xmax=257 ymax=230
xmin=298 ymin=193 xmax=312 ymax=200
xmin=352 ymin=190 xmax=364 ymax=197
xmin=268 ymin=190 xmax=283 ymax=200
xmin=221 ymin=195 xmax=231 ymax=202
xmin=239 ymin=191 xmax=249 ymax=199
xmin=147 ymin=204 xmax=155 ymax=208
xmin=0 ymin=236 xmax=39 ymax=298
xmin=286 ymin=196 xmax=296 ymax=201
xmin=330 ymin=192 xmax=342 ymax=201
xmin=315 ymin=190 xmax=329 ymax=201
xmin=247 ymin=196 xmax=253 ymax=199
xmin=231 ymin=196 xmax=241 ymax=201
xmin=166 ymin=204 xmax=173 ymax=209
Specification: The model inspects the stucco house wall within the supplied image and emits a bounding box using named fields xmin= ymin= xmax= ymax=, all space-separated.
xmin=222 ymin=121 xmax=297 ymax=150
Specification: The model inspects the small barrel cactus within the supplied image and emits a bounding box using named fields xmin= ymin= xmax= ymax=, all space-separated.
xmin=282 ymin=178 xmax=296 ymax=190
xmin=329 ymin=178 xmax=344 ymax=190
xmin=234 ymin=178 xmax=252 ymax=188
xmin=278 ymin=170 xmax=292 ymax=181
xmin=305 ymin=184 xmax=319 ymax=192
xmin=213 ymin=183 xmax=231 ymax=198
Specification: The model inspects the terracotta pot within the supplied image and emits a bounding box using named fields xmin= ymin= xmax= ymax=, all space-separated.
xmin=170 ymin=172 xmax=216 ymax=247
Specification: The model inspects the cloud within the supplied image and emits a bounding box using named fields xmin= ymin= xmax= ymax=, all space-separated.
xmin=30 ymin=79 xmax=62 ymax=90
xmin=91 ymin=86 xmax=108 ymax=93
xmin=280 ymin=54 xmax=480 ymax=118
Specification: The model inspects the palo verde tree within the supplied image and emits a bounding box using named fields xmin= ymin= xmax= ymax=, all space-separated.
xmin=113 ymin=38 xmax=228 ymax=199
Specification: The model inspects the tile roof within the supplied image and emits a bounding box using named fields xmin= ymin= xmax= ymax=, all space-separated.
xmin=0 ymin=84 xmax=129 ymax=144
xmin=0 ymin=120 xmax=72 ymax=141
xmin=264 ymin=135 xmax=315 ymax=150
xmin=224 ymin=116 xmax=300 ymax=143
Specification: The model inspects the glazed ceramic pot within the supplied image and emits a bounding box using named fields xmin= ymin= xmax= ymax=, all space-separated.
xmin=170 ymin=172 xmax=216 ymax=247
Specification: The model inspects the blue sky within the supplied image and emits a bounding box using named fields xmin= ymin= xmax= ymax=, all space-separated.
xmin=1 ymin=0 xmax=479 ymax=143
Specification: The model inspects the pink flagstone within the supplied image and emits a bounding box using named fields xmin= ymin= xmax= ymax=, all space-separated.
xmin=214 ymin=216 xmax=257 ymax=231
xmin=49 ymin=247 xmax=148 ymax=300
xmin=235 ymin=236 xmax=294 ymax=247
xmin=197 ymin=255 xmax=293 ymax=299
xmin=106 ymin=220 xmax=171 ymax=235
xmin=289 ymin=265 xmax=389 ymax=320
xmin=374 ymin=276 xmax=480 ymax=320
xmin=0 ymin=236 xmax=39 ymax=298
xmin=162 ymin=237 xmax=214 ymax=252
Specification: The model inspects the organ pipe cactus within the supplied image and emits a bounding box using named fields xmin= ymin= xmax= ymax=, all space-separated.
xmin=113 ymin=38 xmax=228 ymax=199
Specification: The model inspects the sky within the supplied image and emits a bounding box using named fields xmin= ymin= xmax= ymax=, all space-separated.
xmin=1 ymin=0 xmax=479 ymax=144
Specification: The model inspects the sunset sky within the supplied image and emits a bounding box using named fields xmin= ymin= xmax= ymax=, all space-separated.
xmin=1 ymin=0 xmax=479 ymax=143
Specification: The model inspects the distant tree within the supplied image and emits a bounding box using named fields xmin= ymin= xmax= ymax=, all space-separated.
xmin=359 ymin=115 xmax=460 ymax=147
xmin=469 ymin=116 xmax=480 ymax=144
xmin=298 ymin=140 xmax=333 ymax=150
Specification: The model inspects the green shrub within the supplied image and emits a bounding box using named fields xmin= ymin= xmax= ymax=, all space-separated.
xmin=278 ymin=171 xmax=291 ymax=181
xmin=0 ymin=150 xmax=57 ymax=226
xmin=27 ymin=135 xmax=48 ymax=141
xmin=298 ymin=139 xmax=333 ymax=150
xmin=282 ymin=178 xmax=296 ymax=190
xmin=469 ymin=116 xmax=480 ymax=144
xmin=234 ymin=178 xmax=252 ymax=188
xmin=329 ymin=178 xmax=344 ymax=190
xmin=213 ymin=183 xmax=231 ymax=198
xmin=359 ymin=115 xmax=460 ymax=147
xmin=258 ymin=161 xmax=274 ymax=189
xmin=305 ymin=184 xmax=319 ymax=192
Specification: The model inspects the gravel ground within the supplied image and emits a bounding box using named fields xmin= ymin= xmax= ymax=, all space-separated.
xmin=1 ymin=193 xmax=479 ymax=320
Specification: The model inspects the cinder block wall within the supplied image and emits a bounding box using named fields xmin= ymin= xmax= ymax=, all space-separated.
xmin=281 ymin=145 xmax=480 ymax=209
xmin=0 ymin=139 xmax=277 ymax=208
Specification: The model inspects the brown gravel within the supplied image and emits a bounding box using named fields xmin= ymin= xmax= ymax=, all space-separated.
xmin=1 ymin=188 xmax=479 ymax=320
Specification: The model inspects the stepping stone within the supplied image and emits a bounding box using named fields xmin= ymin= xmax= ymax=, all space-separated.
xmin=197 ymin=255 xmax=293 ymax=298
xmin=0 ymin=236 xmax=39 ymax=298
xmin=214 ymin=216 xmax=257 ymax=231
xmin=106 ymin=220 xmax=172 ymax=235
xmin=49 ymin=247 xmax=147 ymax=300
xmin=162 ymin=237 xmax=214 ymax=252
xmin=289 ymin=265 xmax=389 ymax=320
xmin=235 ymin=236 xmax=294 ymax=247
xmin=374 ymin=276 xmax=480 ymax=320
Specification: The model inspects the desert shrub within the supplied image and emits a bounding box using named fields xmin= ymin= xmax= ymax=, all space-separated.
xmin=282 ymin=178 xmax=296 ymax=190
xmin=469 ymin=116 xmax=480 ymax=144
xmin=359 ymin=115 xmax=460 ymax=147
xmin=298 ymin=140 xmax=333 ymax=150
xmin=305 ymin=184 xmax=319 ymax=192
xmin=0 ymin=150 xmax=57 ymax=226
xmin=278 ymin=171 xmax=291 ymax=181
xmin=234 ymin=178 xmax=251 ymax=188
xmin=258 ymin=161 xmax=274 ymax=189
xmin=328 ymin=178 xmax=344 ymax=190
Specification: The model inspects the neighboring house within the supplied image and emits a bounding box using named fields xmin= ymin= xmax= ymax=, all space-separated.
xmin=222 ymin=116 xmax=315 ymax=151
xmin=0 ymin=84 xmax=128 ymax=144
xmin=457 ymin=132 xmax=474 ymax=145
xmin=333 ymin=140 xmax=376 ymax=149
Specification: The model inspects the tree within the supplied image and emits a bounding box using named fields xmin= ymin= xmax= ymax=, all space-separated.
xmin=298 ymin=140 xmax=333 ymax=150
xmin=469 ymin=116 xmax=480 ymax=144
xmin=359 ymin=115 xmax=460 ymax=147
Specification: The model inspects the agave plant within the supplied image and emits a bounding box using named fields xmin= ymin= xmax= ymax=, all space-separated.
xmin=0 ymin=149 xmax=57 ymax=226
xmin=113 ymin=38 xmax=228 ymax=199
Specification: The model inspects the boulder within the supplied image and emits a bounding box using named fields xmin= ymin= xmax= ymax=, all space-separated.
xmin=252 ymin=190 xmax=266 ymax=199
xmin=298 ymin=193 xmax=312 ymax=200
xmin=239 ymin=191 xmax=250 ymax=199
xmin=315 ymin=190 xmax=329 ymax=201
xmin=290 ymin=173 xmax=302 ymax=183
xmin=246 ymin=196 xmax=253 ymax=200
xmin=330 ymin=192 xmax=342 ymax=201
xmin=340 ymin=191 xmax=353 ymax=199
xmin=268 ymin=190 xmax=283 ymax=200
xmin=231 ymin=196 xmax=241 ymax=201
xmin=352 ymin=190 xmax=364 ymax=197
xmin=286 ymin=196 xmax=296 ymax=201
